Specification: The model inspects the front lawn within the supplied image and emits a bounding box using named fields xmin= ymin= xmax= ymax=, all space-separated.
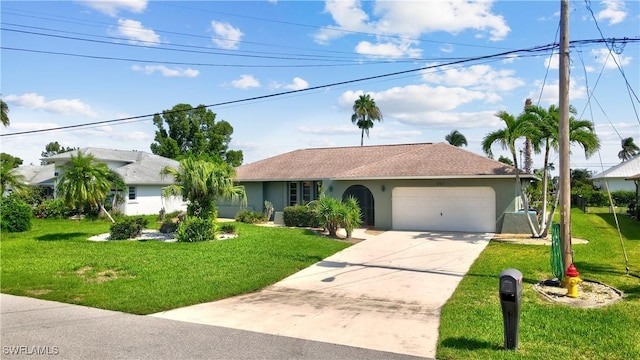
xmin=437 ymin=208 xmax=640 ymax=360
xmin=0 ymin=219 xmax=350 ymax=314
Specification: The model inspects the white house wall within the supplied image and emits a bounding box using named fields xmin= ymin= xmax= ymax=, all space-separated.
xmin=122 ymin=185 xmax=186 ymax=216
xmin=593 ymin=178 xmax=636 ymax=192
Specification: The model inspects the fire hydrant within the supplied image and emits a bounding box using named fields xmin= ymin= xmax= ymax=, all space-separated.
xmin=565 ymin=263 xmax=582 ymax=298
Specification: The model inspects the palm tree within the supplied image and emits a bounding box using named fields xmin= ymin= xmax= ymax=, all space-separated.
xmin=161 ymin=158 xmax=246 ymax=220
xmin=0 ymin=165 xmax=28 ymax=195
xmin=482 ymin=110 xmax=541 ymax=236
xmin=445 ymin=130 xmax=468 ymax=147
xmin=618 ymin=137 xmax=639 ymax=162
xmin=56 ymin=151 xmax=115 ymax=222
xmin=1 ymin=99 xmax=9 ymax=127
xmin=521 ymin=103 xmax=600 ymax=237
xmin=351 ymin=94 xmax=383 ymax=146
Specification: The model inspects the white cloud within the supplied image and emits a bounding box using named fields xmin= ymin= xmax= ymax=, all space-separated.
xmin=544 ymin=53 xmax=560 ymax=70
xmin=376 ymin=129 xmax=422 ymax=140
xmin=231 ymin=75 xmax=260 ymax=89
xmin=272 ymin=77 xmax=309 ymax=90
xmin=596 ymin=0 xmax=627 ymax=25
xmin=79 ymin=0 xmax=147 ymax=17
xmin=591 ymin=48 xmax=632 ymax=70
xmin=211 ymin=21 xmax=243 ymax=50
xmin=315 ymin=0 xmax=510 ymax=46
xmin=4 ymin=93 xmax=98 ymax=118
xmin=355 ymin=40 xmax=422 ymax=58
xmin=297 ymin=125 xmax=358 ymax=135
xmin=115 ymin=19 xmax=160 ymax=45
xmin=395 ymin=110 xmax=501 ymax=129
xmin=421 ymin=64 xmax=525 ymax=92
xmin=132 ymin=65 xmax=199 ymax=77
xmin=314 ymin=0 xmax=371 ymax=44
xmin=526 ymin=78 xmax=588 ymax=106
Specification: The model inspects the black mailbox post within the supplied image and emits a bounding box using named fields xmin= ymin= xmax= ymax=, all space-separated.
xmin=499 ymin=268 xmax=523 ymax=350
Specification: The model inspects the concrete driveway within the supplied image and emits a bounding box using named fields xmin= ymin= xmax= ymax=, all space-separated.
xmin=152 ymin=230 xmax=492 ymax=358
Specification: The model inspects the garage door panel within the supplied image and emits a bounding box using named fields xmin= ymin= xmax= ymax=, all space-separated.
xmin=392 ymin=187 xmax=496 ymax=232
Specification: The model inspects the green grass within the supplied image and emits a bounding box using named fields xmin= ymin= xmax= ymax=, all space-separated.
xmin=0 ymin=218 xmax=350 ymax=314
xmin=437 ymin=208 xmax=640 ymax=360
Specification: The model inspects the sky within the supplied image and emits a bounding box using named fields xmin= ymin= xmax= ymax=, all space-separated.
xmin=1 ymin=0 xmax=639 ymax=176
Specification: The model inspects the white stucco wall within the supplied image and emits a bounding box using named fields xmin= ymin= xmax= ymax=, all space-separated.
xmin=593 ymin=178 xmax=636 ymax=192
xmin=121 ymin=185 xmax=186 ymax=215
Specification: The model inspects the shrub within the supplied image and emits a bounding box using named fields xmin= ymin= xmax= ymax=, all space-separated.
xmin=175 ymin=217 xmax=217 ymax=242
xmin=110 ymin=217 xmax=148 ymax=240
xmin=0 ymin=194 xmax=32 ymax=232
xmin=283 ymin=205 xmax=318 ymax=227
xmin=33 ymin=198 xmax=76 ymax=219
xmin=235 ymin=210 xmax=267 ymax=224
xmin=313 ymin=196 xmax=346 ymax=237
xmin=264 ymin=200 xmax=274 ymax=221
xmin=611 ymin=190 xmax=635 ymax=207
xmin=220 ymin=223 xmax=237 ymax=234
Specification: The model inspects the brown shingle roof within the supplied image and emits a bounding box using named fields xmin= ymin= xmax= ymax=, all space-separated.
xmin=236 ymin=142 xmax=529 ymax=181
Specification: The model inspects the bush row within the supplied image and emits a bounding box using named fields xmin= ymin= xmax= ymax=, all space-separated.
xmin=0 ymin=195 xmax=32 ymax=232
xmin=572 ymin=189 xmax=636 ymax=207
xmin=235 ymin=210 xmax=268 ymax=224
xmin=283 ymin=205 xmax=320 ymax=227
xmin=110 ymin=217 xmax=148 ymax=240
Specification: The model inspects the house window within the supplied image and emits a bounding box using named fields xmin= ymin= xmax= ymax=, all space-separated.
xmin=302 ymin=182 xmax=312 ymax=204
xmin=128 ymin=186 xmax=136 ymax=200
xmin=288 ymin=182 xmax=298 ymax=206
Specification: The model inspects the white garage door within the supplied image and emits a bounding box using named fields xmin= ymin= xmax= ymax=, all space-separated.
xmin=392 ymin=187 xmax=496 ymax=232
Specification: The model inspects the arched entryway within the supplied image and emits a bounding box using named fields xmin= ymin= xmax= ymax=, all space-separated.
xmin=342 ymin=185 xmax=375 ymax=227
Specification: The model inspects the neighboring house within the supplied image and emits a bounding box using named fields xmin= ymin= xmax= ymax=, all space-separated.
xmin=10 ymin=164 xmax=56 ymax=198
xmin=592 ymin=155 xmax=640 ymax=192
xmin=44 ymin=148 xmax=186 ymax=216
xmin=627 ymin=173 xmax=640 ymax=218
xmin=220 ymin=142 xmax=537 ymax=233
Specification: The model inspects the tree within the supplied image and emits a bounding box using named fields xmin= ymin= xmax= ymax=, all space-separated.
xmin=1 ymin=99 xmax=9 ymax=127
xmin=150 ymin=104 xmax=243 ymax=165
xmin=161 ymin=158 xmax=246 ymax=220
xmin=351 ymin=94 xmax=383 ymax=146
xmin=523 ymin=99 xmax=534 ymax=173
xmin=523 ymin=103 xmax=600 ymax=236
xmin=41 ymin=142 xmax=77 ymax=165
xmin=497 ymin=155 xmax=513 ymax=166
xmin=445 ymin=130 xmax=468 ymax=147
xmin=482 ymin=110 xmax=541 ymax=236
xmin=618 ymin=137 xmax=639 ymax=162
xmin=1 ymin=153 xmax=23 ymax=169
xmin=0 ymin=164 xmax=28 ymax=195
xmin=56 ymin=151 xmax=115 ymax=222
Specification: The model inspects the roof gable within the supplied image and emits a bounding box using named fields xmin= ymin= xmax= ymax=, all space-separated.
xmin=592 ymin=155 xmax=640 ymax=179
xmin=236 ymin=143 xmax=523 ymax=181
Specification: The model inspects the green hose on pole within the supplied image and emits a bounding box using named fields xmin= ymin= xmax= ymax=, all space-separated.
xmin=551 ymin=223 xmax=564 ymax=281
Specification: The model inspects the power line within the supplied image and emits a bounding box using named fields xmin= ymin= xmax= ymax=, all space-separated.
xmin=1 ymin=43 xmax=563 ymax=137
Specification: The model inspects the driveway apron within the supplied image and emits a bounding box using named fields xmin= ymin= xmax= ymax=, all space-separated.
xmin=151 ymin=230 xmax=492 ymax=358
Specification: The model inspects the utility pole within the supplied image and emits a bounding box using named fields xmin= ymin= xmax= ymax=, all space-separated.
xmin=559 ymin=0 xmax=572 ymax=272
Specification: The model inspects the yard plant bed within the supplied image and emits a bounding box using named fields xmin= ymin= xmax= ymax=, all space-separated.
xmin=437 ymin=208 xmax=640 ymax=360
xmin=0 ymin=219 xmax=350 ymax=314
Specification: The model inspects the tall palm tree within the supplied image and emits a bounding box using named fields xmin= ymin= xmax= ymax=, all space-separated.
xmin=0 ymin=165 xmax=28 ymax=195
xmin=56 ymin=151 xmax=115 ymax=222
xmin=482 ymin=110 xmax=542 ymax=236
xmin=161 ymin=158 xmax=246 ymax=220
xmin=1 ymin=99 xmax=9 ymax=127
xmin=618 ymin=137 xmax=639 ymax=162
xmin=523 ymin=99 xmax=534 ymax=173
xmin=445 ymin=130 xmax=468 ymax=147
xmin=523 ymin=103 xmax=600 ymax=236
xmin=351 ymin=94 xmax=383 ymax=146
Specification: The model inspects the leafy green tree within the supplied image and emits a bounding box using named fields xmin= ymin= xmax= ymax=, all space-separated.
xmin=150 ymin=104 xmax=243 ymax=165
xmin=0 ymin=164 xmax=28 ymax=195
xmin=497 ymin=155 xmax=514 ymax=166
xmin=523 ymin=103 xmax=600 ymax=236
xmin=161 ymin=158 xmax=246 ymax=220
xmin=56 ymin=151 xmax=115 ymax=222
xmin=482 ymin=110 xmax=541 ymax=236
xmin=618 ymin=137 xmax=639 ymax=162
xmin=351 ymin=94 xmax=383 ymax=146
xmin=1 ymin=153 xmax=23 ymax=169
xmin=1 ymin=99 xmax=9 ymax=127
xmin=41 ymin=142 xmax=77 ymax=165
xmin=445 ymin=130 xmax=468 ymax=147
